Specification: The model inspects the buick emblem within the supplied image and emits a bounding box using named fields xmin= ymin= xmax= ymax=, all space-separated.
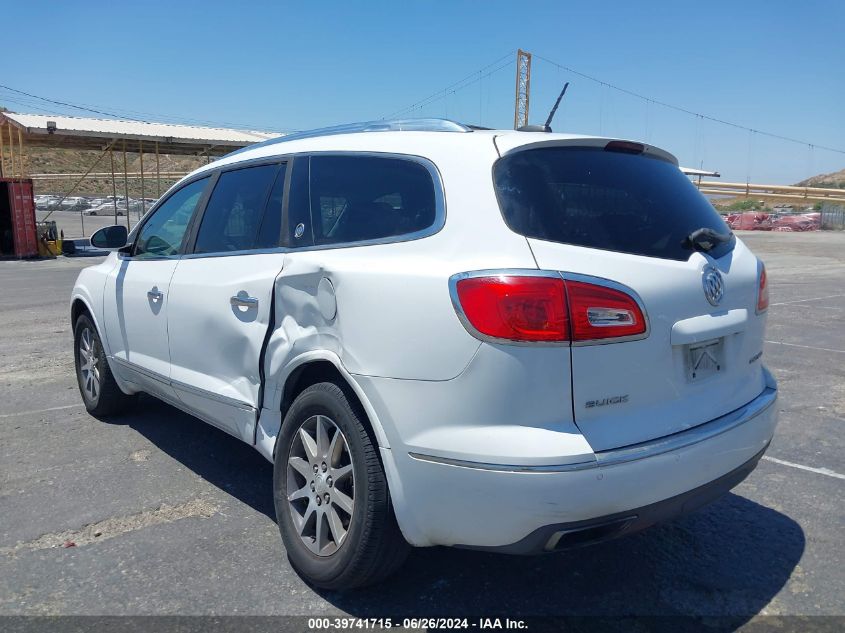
xmin=702 ymin=265 xmax=724 ymax=306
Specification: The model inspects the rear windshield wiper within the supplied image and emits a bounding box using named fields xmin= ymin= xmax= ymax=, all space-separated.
xmin=682 ymin=227 xmax=732 ymax=252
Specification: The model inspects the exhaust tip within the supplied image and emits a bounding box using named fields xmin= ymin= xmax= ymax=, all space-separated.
xmin=544 ymin=515 xmax=638 ymax=551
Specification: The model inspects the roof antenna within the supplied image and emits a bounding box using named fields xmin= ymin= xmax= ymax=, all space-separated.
xmin=544 ymin=82 xmax=569 ymax=131
xmin=518 ymin=82 xmax=569 ymax=133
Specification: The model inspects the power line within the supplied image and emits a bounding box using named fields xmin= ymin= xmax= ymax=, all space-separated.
xmin=383 ymin=51 xmax=516 ymax=120
xmin=0 ymin=83 xmax=144 ymax=120
xmin=0 ymin=95 xmax=60 ymax=115
xmin=533 ymin=53 xmax=845 ymax=156
xmin=387 ymin=58 xmax=514 ymax=120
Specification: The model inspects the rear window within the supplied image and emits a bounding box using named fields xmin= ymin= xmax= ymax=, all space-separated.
xmin=494 ymin=146 xmax=734 ymax=261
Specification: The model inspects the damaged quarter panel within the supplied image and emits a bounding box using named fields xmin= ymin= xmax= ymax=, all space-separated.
xmin=272 ymin=244 xmax=480 ymax=381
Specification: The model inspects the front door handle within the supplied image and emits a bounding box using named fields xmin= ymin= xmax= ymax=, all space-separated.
xmin=147 ymin=289 xmax=163 ymax=303
xmin=230 ymin=295 xmax=259 ymax=308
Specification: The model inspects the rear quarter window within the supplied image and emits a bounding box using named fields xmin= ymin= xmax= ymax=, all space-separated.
xmin=307 ymin=155 xmax=438 ymax=246
xmin=494 ymin=146 xmax=734 ymax=261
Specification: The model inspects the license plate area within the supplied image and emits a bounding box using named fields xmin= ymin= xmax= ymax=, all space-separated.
xmin=686 ymin=338 xmax=724 ymax=382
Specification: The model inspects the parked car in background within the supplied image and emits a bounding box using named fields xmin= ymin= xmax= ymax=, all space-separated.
xmin=84 ymin=203 xmax=124 ymax=216
xmin=126 ymin=199 xmax=146 ymax=213
xmin=138 ymin=198 xmax=158 ymax=214
xmin=35 ymin=195 xmax=59 ymax=210
xmin=118 ymin=199 xmax=146 ymax=213
xmin=86 ymin=197 xmax=112 ymax=209
xmin=72 ymin=119 xmax=778 ymax=590
xmin=59 ymin=197 xmax=91 ymax=212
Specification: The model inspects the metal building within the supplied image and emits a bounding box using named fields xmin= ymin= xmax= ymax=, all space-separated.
xmin=0 ymin=112 xmax=280 ymax=254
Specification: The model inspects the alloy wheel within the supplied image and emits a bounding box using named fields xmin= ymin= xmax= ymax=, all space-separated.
xmin=286 ymin=415 xmax=355 ymax=556
xmin=78 ymin=327 xmax=100 ymax=402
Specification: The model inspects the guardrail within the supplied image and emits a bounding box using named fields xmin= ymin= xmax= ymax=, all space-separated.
xmin=695 ymin=181 xmax=845 ymax=203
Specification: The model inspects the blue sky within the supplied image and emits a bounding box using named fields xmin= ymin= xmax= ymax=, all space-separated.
xmin=3 ymin=0 xmax=844 ymax=184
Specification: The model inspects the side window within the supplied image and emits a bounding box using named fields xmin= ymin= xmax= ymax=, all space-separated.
xmin=194 ymin=164 xmax=279 ymax=254
xmin=308 ymin=156 xmax=437 ymax=246
xmin=134 ymin=177 xmax=209 ymax=259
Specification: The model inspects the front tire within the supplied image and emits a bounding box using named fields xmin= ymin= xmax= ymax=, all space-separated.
xmin=73 ymin=314 xmax=136 ymax=416
xmin=273 ymin=382 xmax=409 ymax=589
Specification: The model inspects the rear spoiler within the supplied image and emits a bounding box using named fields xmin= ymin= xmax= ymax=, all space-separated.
xmin=493 ymin=134 xmax=678 ymax=165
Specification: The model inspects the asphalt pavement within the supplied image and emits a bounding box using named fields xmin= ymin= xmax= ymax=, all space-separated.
xmin=0 ymin=232 xmax=842 ymax=624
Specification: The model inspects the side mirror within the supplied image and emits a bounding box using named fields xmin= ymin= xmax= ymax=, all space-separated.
xmin=90 ymin=225 xmax=129 ymax=250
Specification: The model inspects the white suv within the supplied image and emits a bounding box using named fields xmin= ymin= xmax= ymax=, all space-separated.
xmin=72 ymin=119 xmax=778 ymax=589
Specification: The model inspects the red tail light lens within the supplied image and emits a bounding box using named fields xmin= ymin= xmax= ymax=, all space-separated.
xmin=757 ymin=264 xmax=769 ymax=313
xmin=454 ymin=276 xmax=569 ymax=342
xmin=452 ymin=274 xmax=647 ymax=344
xmin=566 ymin=281 xmax=646 ymax=341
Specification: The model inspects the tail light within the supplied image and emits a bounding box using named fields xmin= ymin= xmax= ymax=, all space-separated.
xmin=757 ymin=264 xmax=769 ymax=313
xmin=566 ymin=280 xmax=646 ymax=341
xmin=453 ymin=275 xmax=569 ymax=342
xmin=451 ymin=273 xmax=647 ymax=344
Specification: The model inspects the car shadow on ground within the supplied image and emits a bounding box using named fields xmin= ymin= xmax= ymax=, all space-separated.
xmin=326 ymin=495 xmax=803 ymax=619
xmin=111 ymin=397 xmax=804 ymax=624
xmin=112 ymin=396 xmax=276 ymax=520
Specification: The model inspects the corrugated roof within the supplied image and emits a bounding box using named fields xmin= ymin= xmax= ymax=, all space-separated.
xmin=0 ymin=112 xmax=282 ymax=155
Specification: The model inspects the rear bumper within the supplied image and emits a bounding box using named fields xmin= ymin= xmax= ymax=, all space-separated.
xmin=463 ymin=443 xmax=768 ymax=554
xmin=381 ymin=382 xmax=778 ymax=549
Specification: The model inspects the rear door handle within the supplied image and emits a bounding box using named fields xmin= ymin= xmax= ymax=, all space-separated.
xmin=230 ymin=295 xmax=259 ymax=308
xmin=147 ymin=289 xmax=163 ymax=302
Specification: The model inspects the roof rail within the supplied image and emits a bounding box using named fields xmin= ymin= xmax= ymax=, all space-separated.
xmin=228 ymin=118 xmax=472 ymax=156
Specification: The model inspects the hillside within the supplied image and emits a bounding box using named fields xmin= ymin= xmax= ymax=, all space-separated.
xmin=709 ymin=166 xmax=845 ymax=212
xmin=796 ymin=168 xmax=845 ymax=189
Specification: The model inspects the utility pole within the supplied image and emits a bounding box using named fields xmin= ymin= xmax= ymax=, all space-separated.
xmin=513 ymin=49 xmax=532 ymax=130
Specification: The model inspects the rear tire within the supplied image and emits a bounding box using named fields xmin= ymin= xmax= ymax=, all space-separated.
xmin=273 ymin=381 xmax=409 ymax=589
xmin=73 ymin=314 xmax=136 ymax=417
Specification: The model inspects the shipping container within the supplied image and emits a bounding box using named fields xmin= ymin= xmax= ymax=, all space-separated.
xmin=0 ymin=178 xmax=38 ymax=258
